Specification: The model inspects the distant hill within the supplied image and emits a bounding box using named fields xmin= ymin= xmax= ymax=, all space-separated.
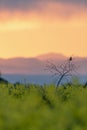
xmin=37 ymin=53 xmax=66 ymax=61
xmin=0 ymin=53 xmax=87 ymax=75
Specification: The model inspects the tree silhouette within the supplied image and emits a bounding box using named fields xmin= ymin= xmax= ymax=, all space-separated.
xmin=46 ymin=57 xmax=76 ymax=87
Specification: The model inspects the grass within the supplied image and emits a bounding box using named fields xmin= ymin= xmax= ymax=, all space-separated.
xmin=0 ymin=83 xmax=87 ymax=130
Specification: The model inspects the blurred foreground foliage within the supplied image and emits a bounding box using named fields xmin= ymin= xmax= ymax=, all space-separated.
xmin=0 ymin=83 xmax=87 ymax=130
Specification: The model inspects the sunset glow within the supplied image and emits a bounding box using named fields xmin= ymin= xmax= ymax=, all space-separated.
xmin=0 ymin=1 xmax=87 ymax=58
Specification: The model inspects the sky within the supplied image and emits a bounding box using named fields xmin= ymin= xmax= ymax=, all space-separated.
xmin=0 ymin=0 xmax=87 ymax=58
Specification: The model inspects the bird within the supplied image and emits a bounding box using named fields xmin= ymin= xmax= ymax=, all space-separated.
xmin=69 ymin=57 xmax=72 ymax=61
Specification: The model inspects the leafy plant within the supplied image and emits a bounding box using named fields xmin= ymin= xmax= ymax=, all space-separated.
xmin=0 ymin=83 xmax=87 ymax=130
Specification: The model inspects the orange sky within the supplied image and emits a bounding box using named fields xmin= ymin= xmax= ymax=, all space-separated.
xmin=0 ymin=2 xmax=87 ymax=58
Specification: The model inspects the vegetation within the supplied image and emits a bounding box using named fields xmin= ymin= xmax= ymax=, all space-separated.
xmin=46 ymin=57 xmax=77 ymax=87
xmin=0 ymin=83 xmax=87 ymax=130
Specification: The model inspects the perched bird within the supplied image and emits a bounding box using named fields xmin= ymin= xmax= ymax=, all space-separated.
xmin=69 ymin=57 xmax=72 ymax=61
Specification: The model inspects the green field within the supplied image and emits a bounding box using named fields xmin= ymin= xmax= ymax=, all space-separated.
xmin=0 ymin=83 xmax=87 ymax=130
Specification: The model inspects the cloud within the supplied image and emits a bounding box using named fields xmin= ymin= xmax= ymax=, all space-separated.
xmin=0 ymin=0 xmax=87 ymax=11
xmin=0 ymin=0 xmax=87 ymax=22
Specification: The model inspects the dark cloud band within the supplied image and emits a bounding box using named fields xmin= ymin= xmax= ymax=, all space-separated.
xmin=0 ymin=0 xmax=87 ymax=11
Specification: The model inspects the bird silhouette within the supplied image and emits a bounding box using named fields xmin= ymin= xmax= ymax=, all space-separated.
xmin=69 ymin=57 xmax=72 ymax=61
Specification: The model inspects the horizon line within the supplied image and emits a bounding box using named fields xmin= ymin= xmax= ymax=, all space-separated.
xmin=0 ymin=52 xmax=87 ymax=59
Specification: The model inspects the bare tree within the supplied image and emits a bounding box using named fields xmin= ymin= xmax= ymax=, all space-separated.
xmin=46 ymin=57 xmax=77 ymax=87
xmin=0 ymin=70 xmax=2 ymax=78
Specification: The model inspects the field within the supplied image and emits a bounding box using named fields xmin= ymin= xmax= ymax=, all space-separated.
xmin=0 ymin=83 xmax=87 ymax=130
